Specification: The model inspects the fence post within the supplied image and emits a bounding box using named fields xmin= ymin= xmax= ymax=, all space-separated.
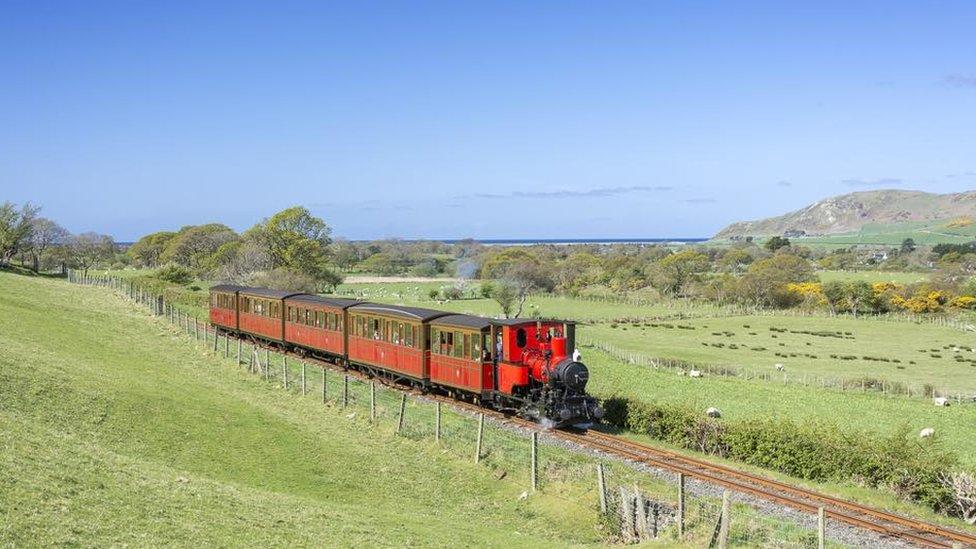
xmin=213 ymin=329 xmax=219 ymax=352
xmin=718 ymin=490 xmax=730 ymax=549
xmin=597 ymin=463 xmax=608 ymax=514
xmin=343 ymin=375 xmax=349 ymax=407
xmin=531 ymin=431 xmax=538 ymax=492
xmin=435 ymin=402 xmax=441 ymax=442
xmin=370 ymin=381 xmax=376 ymax=421
xmin=302 ymin=363 xmax=307 ymax=396
xmin=396 ymin=393 xmax=406 ymax=433
xmin=322 ymin=367 xmax=327 ymax=403
xmin=264 ymin=349 xmax=270 ymax=381
xmin=282 ymin=356 xmax=288 ymax=390
xmin=677 ymin=472 xmax=685 ymax=538
xmin=224 ymin=334 xmax=229 ymax=358
xmin=475 ymin=413 xmax=485 ymax=463
xmin=237 ymin=339 xmax=242 ymax=365
xmin=818 ymin=507 xmax=826 ymax=549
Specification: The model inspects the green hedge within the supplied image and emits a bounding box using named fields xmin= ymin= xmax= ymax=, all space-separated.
xmin=601 ymin=396 xmax=956 ymax=512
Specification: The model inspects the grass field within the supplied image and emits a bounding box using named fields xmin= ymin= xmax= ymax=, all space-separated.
xmin=0 ymin=272 xmax=603 ymax=546
xmin=586 ymin=313 xmax=976 ymax=393
xmin=817 ymin=270 xmax=929 ymax=284
xmin=0 ymin=272 xmax=844 ymax=547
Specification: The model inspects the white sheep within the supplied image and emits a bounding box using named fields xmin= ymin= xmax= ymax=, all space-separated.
xmin=689 ymin=370 xmax=702 ymax=378
xmin=933 ymin=397 xmax=950 ymax=407
xmin=919 ymin=427 xmax=935 ymax=438
xmin=774 ymin=363 xmax=785 ymax=372
xmin=706 ymin=407 xmax=722 ymax=418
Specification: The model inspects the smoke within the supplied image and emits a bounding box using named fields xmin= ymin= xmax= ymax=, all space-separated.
xmin=455 ymin=259 xmax=477 ymax=279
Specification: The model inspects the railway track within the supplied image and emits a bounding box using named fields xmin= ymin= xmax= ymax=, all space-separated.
xmin=221 ymin=328 xmax=975 ymax=548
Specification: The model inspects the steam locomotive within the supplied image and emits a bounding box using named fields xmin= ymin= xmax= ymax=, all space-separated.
xmin=209 ymin=285 xmax=603 ymax=426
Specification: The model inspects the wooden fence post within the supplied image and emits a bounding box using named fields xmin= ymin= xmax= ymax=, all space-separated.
xmin=531 ymin=431 xmax=538 ymax=492
xmin=213 ymin=330 xmax=219 ymax=352
xmin=237 ymin=339 xmax=242 ymax=365
xmin=282 ymin=356 xmax=288 ymax=390
xmin=322 ymin=367 xmax=327 ymax=403
xmin=264 ymin=349 xmax=270 ymax=381
xmin=677 ymin=472 xmax=685 ymax=538
xmin=224 ymin=334 xmax=229 ymax=358
xmin=597 ymin=463 xmax=608 ymax=514
xmin=343 ymin=374 xmax=349 ymax=407
xmin=302 ymin=363 xmax=307 ymax=396
xmin=475 ymin=413 xmax=485 ymax=463
xmin=370 ymin=381 xmax=376 ymax=421
xmin=718 ymin=490 xmax=730 ymax=549
xmin=435 ymin=402 xmax=441 ymax=442
xmin=396 ymin=393 xmax=406 ymax=433
xmin=818 ymin=507 xmax=826 ymax=549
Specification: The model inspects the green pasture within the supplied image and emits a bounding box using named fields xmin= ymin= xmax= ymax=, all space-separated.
xmin=0 ymin=272 xmax=839 ymax=547
xmin=817 ymin=270 xmax=929 ymax=284
xmin=0 ymin=272 xmax=601 ymax=547
xmin=587 ymin=314 xmax=976 ymax=392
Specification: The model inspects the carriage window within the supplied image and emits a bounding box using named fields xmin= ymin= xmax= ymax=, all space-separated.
xmin=405 ymin=324 xmax=415 ymax=348
xmin=516 ymin=328 xmax=527 ymax=348
xmin=453 ymin=331 xmax=463 ymax=358
xmin=430 ymin=328 xmax=440 ymax=354
xmin=471 ymin=334 xmax=481 ymax=361
xmin=463 ymin=333 xmax=471 ymax=360
xmin=316 ymin=311 xmax=324 ymax=328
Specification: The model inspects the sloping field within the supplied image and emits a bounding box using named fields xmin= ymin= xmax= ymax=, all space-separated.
xmin=0 ymin=272 xmax=598 ymax=547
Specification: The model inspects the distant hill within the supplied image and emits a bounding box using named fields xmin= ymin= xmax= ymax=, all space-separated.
xmin=714 ymin=189 xmax=976 ymax=242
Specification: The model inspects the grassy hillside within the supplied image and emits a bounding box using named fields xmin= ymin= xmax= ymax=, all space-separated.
xmin=0 ymin=272 xmax=600 ymax=546
xmin=714 ymin=189 xmax=976 ymax=242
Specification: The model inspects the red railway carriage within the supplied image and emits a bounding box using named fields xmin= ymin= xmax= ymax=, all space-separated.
xmin=346 ymin=303 xmax=449 ymax=382
xmin=210 ymin=284 xmax=244 ymax=330
xmin=238 ymin=288 xmax=305 ymax=342
xmin=429 ymin=315 xmax=494 ymax=396
xmin=283 ymin=295 xmax=361 ymax=357
xmin=492 ymin=318 xmax=576 ymax=395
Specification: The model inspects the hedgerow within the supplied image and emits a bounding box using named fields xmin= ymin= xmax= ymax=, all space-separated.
xmin=600 ymin=396 xmax=957 ymax=513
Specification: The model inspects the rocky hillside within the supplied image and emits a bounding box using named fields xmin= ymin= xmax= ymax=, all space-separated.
xmin=714 ymin=189 xmax=976 ymax=239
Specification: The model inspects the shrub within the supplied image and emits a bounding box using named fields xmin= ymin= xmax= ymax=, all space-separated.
xmin=155 ymin=264 xmax=193 ymax=285
xmin=598 ymin=396 xmax=957 ymax=513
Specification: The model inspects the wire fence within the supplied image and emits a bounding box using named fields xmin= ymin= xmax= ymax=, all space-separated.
xmin=68 ymin=269 xmax=851 ymax=547
xmin=580 ymin=337 xmax=976 ymax=405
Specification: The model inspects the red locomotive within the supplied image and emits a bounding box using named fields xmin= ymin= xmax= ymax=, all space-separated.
xmin=210 ymin=285 xmax=602 ymax=426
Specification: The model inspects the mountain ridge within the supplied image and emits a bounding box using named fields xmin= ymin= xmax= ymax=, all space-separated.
xmin=713 ymin=189 xmax=976 ymax=239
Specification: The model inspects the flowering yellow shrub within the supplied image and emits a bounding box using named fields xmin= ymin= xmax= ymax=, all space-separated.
xmin=785 ymin=282 xmax=825 ymax=306
xmin=951 ymin=295 xmax=976 ymax=309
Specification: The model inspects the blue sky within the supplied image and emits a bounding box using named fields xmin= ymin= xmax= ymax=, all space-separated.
xmin=2 ymin=1 xmax=975 ymax=240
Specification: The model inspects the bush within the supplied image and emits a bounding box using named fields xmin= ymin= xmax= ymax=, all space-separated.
xmin=428 ymin=289 xmax=440 ymax=300
xmin=599 ymin=396 xmax=957 ymax=513
xmin=155 ymin=264 xmax=194 ymax=285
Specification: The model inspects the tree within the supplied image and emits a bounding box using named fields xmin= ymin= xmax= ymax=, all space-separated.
xmin=480 ymin=248 xmax=539 ymax=279
xmin=491 ymin=280 xmax=519 ymax=318
xmin=718 ymin=248 xmax=753 ymax=273
xmin=27 ymin=217 xmax=68 ymax=272
xmin=246 ymin=207 xmax=332 ymax=271
xmin=649 ymin=250 xmax=710 ymax=296
xmin=736 ymin=254 xmax=815 ymax=308
xmin=0 ymin=201 xmax=40 ymax=267
xmin=822 ymin=280 xmax=874 ymax=317
xmin=764 ymin=236 xmax=791 ymax=252
xmin=900 ymin=238 xmax=917 ymax=254
xmin=129 ymin=231 xmax=176 ymax=268
xmin=69 ymin=232 xmax=116 ymax=277
xmin=160 ymin=224 xmax=238 ymax=271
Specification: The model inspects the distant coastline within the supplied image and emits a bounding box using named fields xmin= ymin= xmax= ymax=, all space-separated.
xmin=435 ymin=238 xmax=708 ymax=246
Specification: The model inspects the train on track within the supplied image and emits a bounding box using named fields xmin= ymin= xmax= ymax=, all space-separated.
xmin=209 ymin=285 xmax=603 ymax=427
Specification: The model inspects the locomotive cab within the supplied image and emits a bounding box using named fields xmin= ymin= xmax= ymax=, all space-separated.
xmin=491 ymin=319 xmax=602 ymax=426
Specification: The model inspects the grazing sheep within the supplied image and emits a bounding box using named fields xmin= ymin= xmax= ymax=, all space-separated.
xmin=774 ymin=363 xmax=785 ymax=371
xmin=919 ymin=427 xmax=935 ymax=438
xmin=933 ymin=397 xmax=950 ymax=407
xmin=706 ymin=407 xmax=722 ymax=418
xmin=689 ymin=370 xmax=702 ymax=378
